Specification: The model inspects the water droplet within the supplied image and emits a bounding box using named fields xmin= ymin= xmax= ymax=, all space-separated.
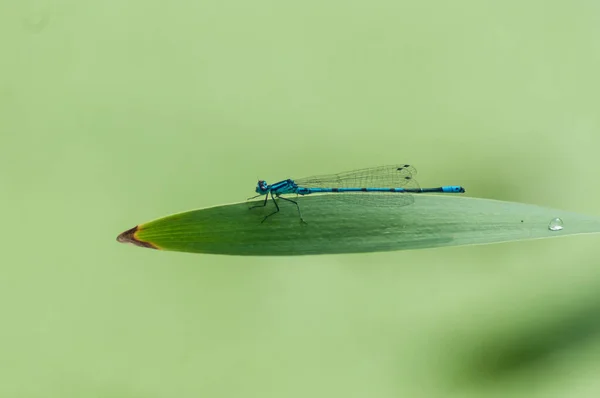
xmin=548 ymin=217 xmax=564 ymax=231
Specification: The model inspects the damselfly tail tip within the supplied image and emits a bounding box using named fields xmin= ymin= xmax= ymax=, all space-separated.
xmin=441 ymin=186 xmax=466 ymax=193
xmin=116 ymin=225 xmax=158 ymax=249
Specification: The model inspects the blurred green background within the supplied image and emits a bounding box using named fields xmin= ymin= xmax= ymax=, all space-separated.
xmin=2 ymin=0 xmax=600 ymax=397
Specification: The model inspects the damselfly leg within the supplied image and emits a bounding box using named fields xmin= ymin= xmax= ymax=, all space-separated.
xmin=277 ymin=194 xmax=306 ymax=224
xmin=248 ymin=193 xmax=268 ymax=210
xmin=260 ymin=192 xmax=280 ymax=223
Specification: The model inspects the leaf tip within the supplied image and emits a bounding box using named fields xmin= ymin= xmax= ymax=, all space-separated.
xmin=116 ymin=225 xmax=159 ymax=250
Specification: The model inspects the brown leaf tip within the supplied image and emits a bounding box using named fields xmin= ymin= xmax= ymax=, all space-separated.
xmin=116 ymin=226 xmax=158 ymax=249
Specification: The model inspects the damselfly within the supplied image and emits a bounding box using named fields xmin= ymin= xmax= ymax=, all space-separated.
xmin=248 ymin=164 xmax=465 ymax=223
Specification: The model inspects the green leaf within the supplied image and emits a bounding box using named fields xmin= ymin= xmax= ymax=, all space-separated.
xmin=116 ymin=195 xmax=600 ymax=256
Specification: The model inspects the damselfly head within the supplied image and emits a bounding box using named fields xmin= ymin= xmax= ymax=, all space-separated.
xmin=255 ymin=180 xmax=269 ymax=194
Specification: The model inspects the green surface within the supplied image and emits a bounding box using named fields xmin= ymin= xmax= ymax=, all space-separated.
xmin=124 ymin=195 xmax=600 ymax=255
xmin=2 ymin=0 xmax=600 ymax=397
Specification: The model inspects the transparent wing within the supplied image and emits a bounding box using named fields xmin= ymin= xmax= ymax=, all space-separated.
xmin=294 ymin=174 xmax=420 ymax=209
xmin=295 ymin=164 xmax=418 ymax=189
xmin=317 ymin=191 xmax=416 ymax=209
